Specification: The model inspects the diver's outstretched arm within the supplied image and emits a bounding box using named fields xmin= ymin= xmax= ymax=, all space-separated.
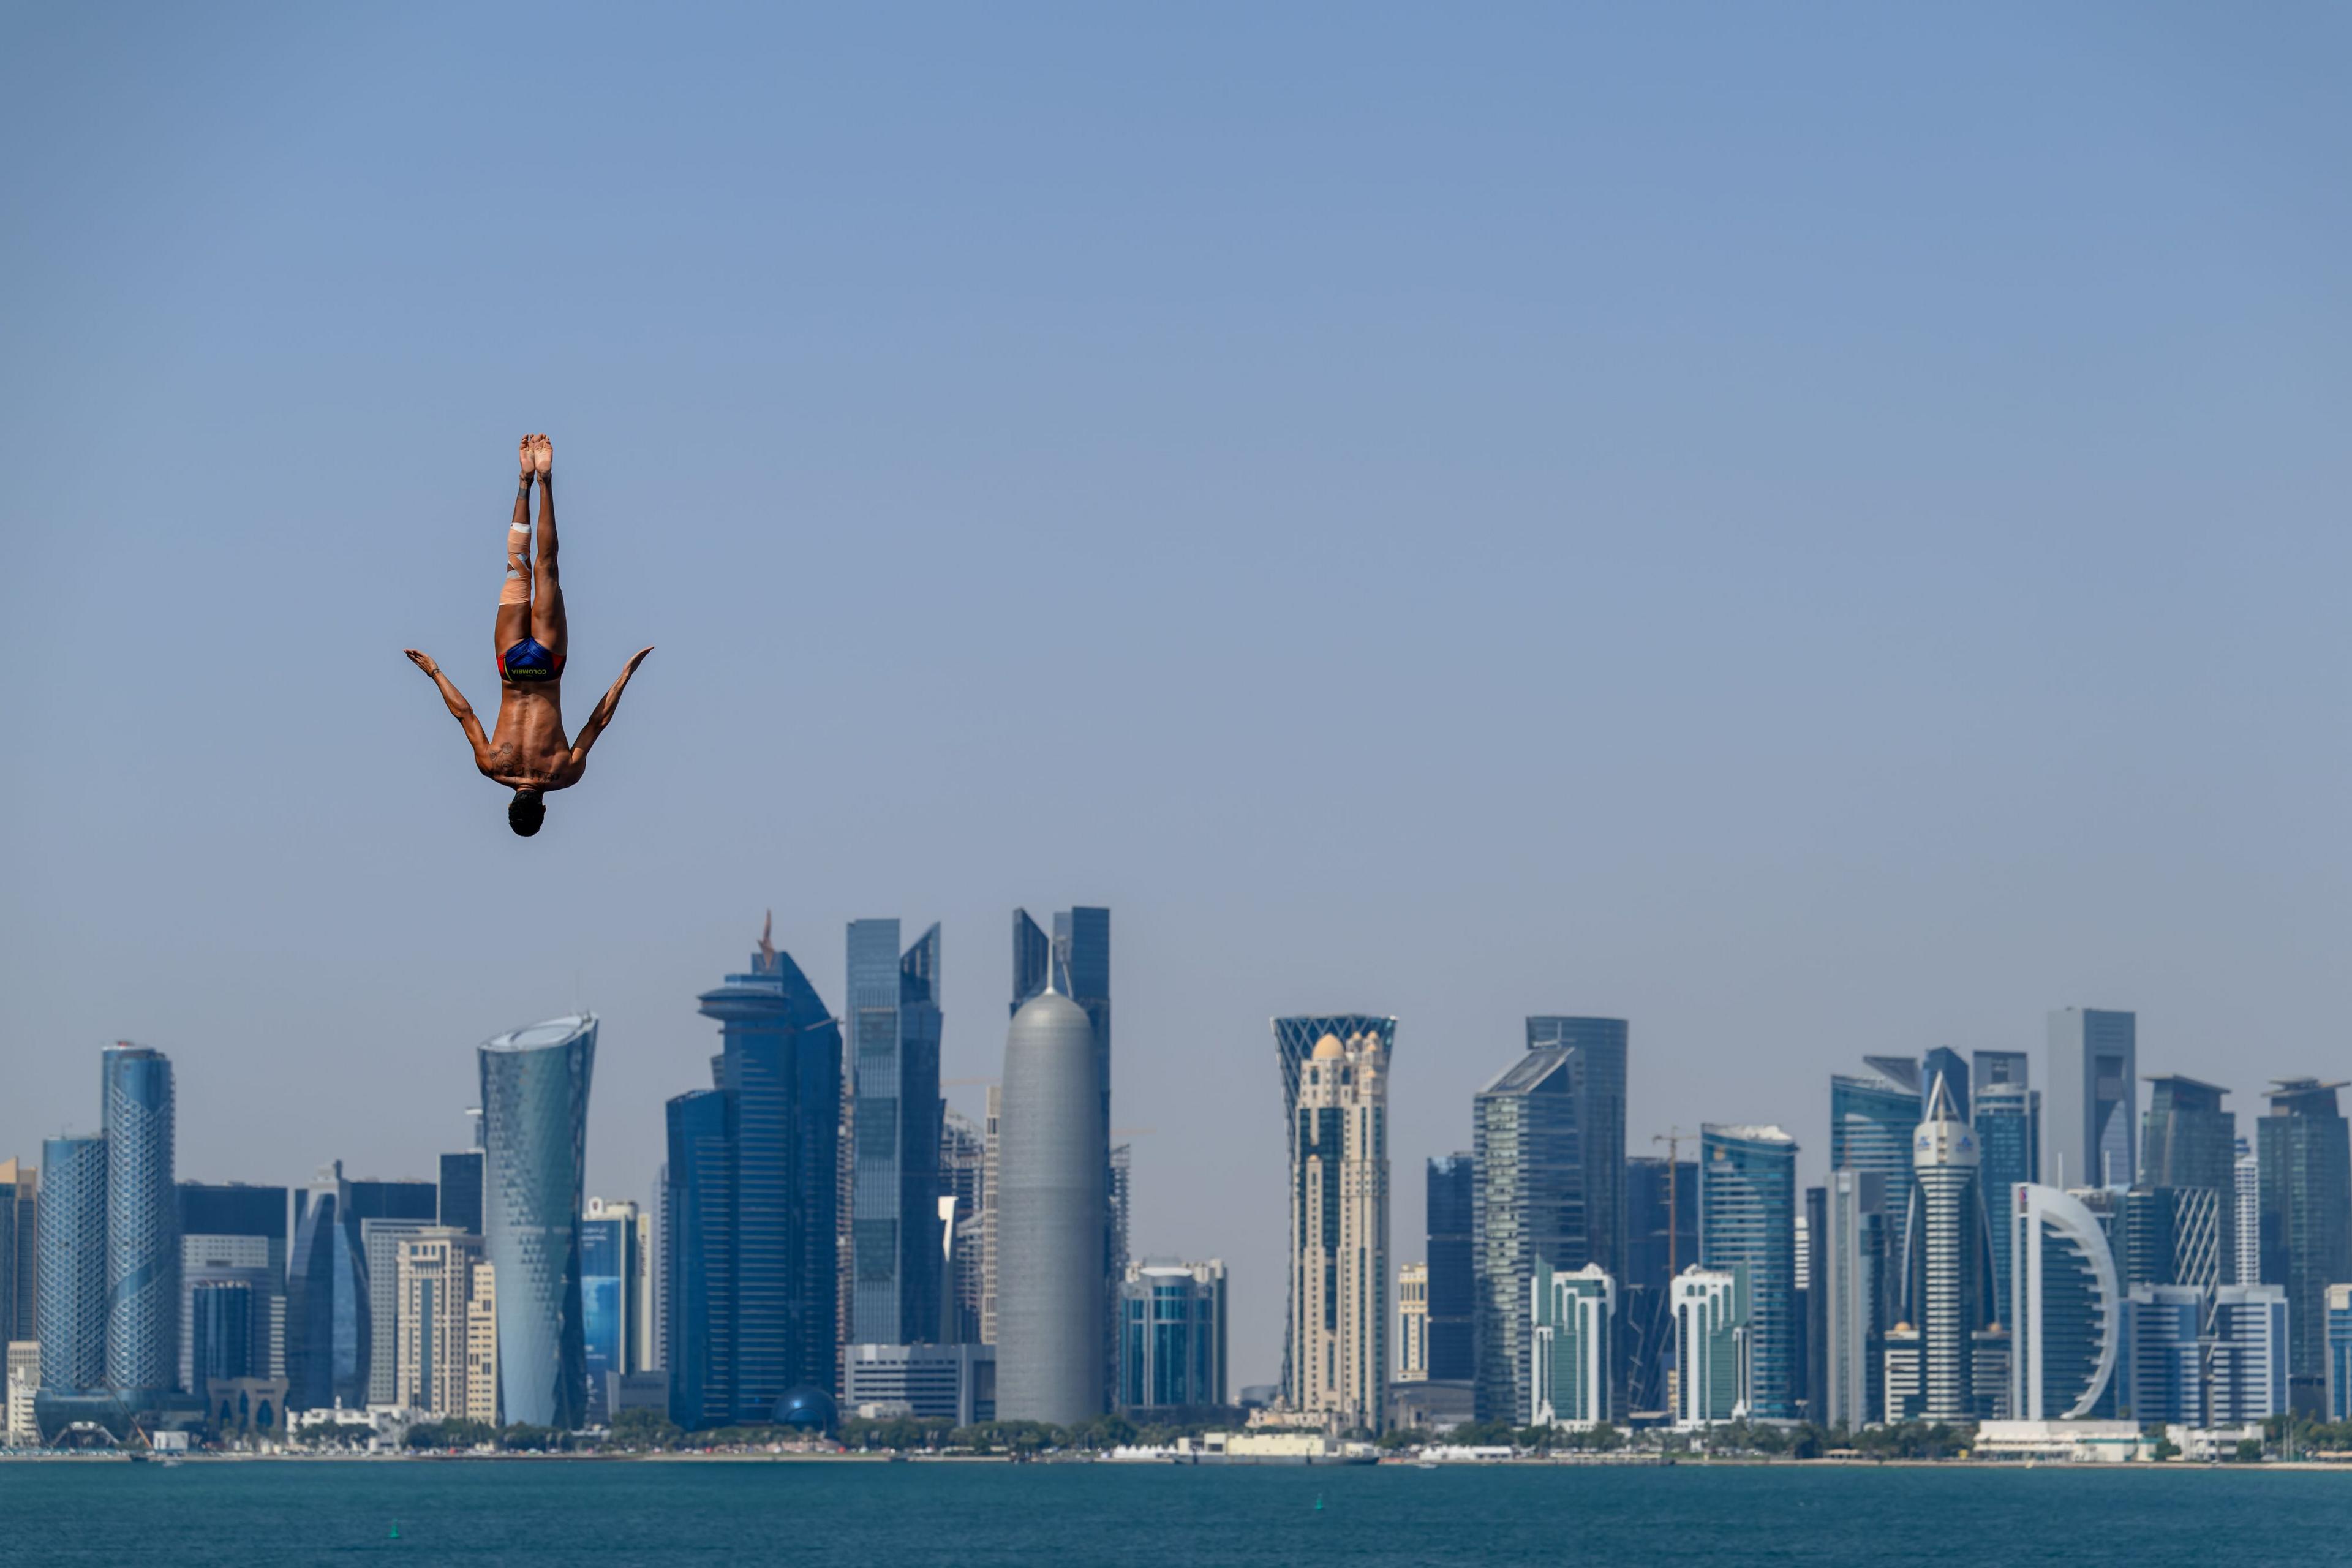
xmin=564 ymin=646 xmax=654 ymax=774
xmin=405 ymin=649 xmax=494 ymax=769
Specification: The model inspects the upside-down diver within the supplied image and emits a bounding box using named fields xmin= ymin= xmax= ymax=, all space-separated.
xmin=405 ymin=435 xmax=651 ymax=836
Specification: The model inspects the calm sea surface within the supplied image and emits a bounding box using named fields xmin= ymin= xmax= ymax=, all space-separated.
xmin=2 ymin=1459 xmax=2345 ymax=1566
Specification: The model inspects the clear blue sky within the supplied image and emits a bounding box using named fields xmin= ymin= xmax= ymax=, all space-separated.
xmin=4 ymin=2 xmax=2348 ymax=1387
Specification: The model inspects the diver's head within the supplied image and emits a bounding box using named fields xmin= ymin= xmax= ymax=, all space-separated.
xmin=508 ymin=790 xmax=546 ymax=837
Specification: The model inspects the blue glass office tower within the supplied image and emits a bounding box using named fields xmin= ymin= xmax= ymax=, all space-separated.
xmin=479 ymin=1014 xmax=597 ymax=1430
xmin=1972 ymin=1057 xmax=2039 ymax=1324
xmin=2141 ymin=1076 xmax=2237 ymax=1286
xmin=666 ymin=927 xmax=843 ymax=1430
xmin=101 ymin=1044 xmax=178 ymax=1401
xmin=1831 ymin=1058 xmax=1920 ymax=1239
xmin=1623 ymin=1154 xmax=1697 ymax=1415
xmin=580 ymin=1205 xmax=638 ymax=1422
xmin=849 ymin=919 xmax=945 ymax=1348
xmin=1424 ymin=1155 xmax=1475 ymax=1381
xmin=439 ymin=1151 xmax=484 ymax=1237
xmin=1923 ymin=1047 xmax=1970 ymax=1124
xmin=37 ymin=1134 xmax=108 ymax=1393
xmin=2257 ymin=1078 xmax=2352 ymax=1412
xmin=1700 ymin=1124 xmax=1798 ymax=1419
xmin=286 ymin=1164 xmax=437 ymax=1410
xmin=1471 ymin=1016 xmax=1627 ymax=1423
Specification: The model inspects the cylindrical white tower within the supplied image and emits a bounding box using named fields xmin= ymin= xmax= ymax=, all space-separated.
xmin=995 ymin=985 xmax=1106 ymax=1425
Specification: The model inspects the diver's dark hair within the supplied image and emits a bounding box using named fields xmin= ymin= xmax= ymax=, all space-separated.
xmin=509 ymin=790 xmax=546 ymax=837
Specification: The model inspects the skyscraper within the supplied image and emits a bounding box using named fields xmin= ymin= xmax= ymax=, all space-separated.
xmin=285 ymin=1164 xmax=437 ymax=1411
xmin=1285 ymin=1027 xmax=1390 ymax=1430
xmin=394 ymin=1227 xmax=488 ymax=1419
xmin=1622 ymin=1153 xmax=1696 ymax=1417
xmin=997 ymin=974 xmax=1107 ymax=1425
xmin=1471 ymin=1016 xmax=1628 ymax=1424
xmin=1922 ymin=1047 xmax=1970 ymax=1123
xmin=1820 ymin=1169 xmax=1887 ymax=1430
xmin=2257 ymin=1078 xmax=2352 ymax=1412
xmin=1529 ymin=1260 xmax=1614 ymax=1430
xmin=1699 ymin=1124 xmax=1797 ymax=1419
xmin=2235 ymin=1139 xmax=2261 ymax=1286
xmin=478 ymin=1013 xmax=597 ymax=1430
xmin=2010 ymin=1182 xmax=2121 ymax=1420
xmin=1896 ymin=1074 xmax=1988 ymax=1422
xmin=1012 ymin=908 xmax=1114 ymax=1402
xmin=939 ymin=1107 xmax=987 ymax=1345
xmin=178 ymin=1183 xmax=288 ymax=1396
xmin=0 ymin=1159 xmax=34 ymax=1349
xmin=2048 ymin=1008 xmax=2136 ymax=1189
xmin=36 ymin=1135 xmax=107 ymax=1394
xmin=848 ymin=919 xmax=945 ymax=1349
xmin=1972 ymin=1066 xmax=2039 ymax=1323
xmin=1830 ymin=1058 xmax=1920 ymax=1278
xmin=1423 ymin=1154 xmax=1474 ymax=1382
xmin=1272 ymin=1015 xmax=1397 ymax=1399
xmin=666 ymin=923 xmax=843 ymax=1430
xmin=581 ymin=1197 xmax=646 ymax=1422
xmin=101 ymin=1044 xmax=177 ymax=1401
xmin=439 ymin=1151 xmax=485 ymax=1237
xmin=2141 ymin=1075 xmax=2237 ymax=1284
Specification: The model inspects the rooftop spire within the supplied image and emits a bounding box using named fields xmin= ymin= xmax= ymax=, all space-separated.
xmin=757 ymin=909 xmax=777 ymax=972
xmin=1925 ymin=1070 xmax=1962 ymax=1124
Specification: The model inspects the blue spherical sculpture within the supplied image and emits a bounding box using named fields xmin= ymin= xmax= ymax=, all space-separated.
xmin=772 ymin=1385 xmax=839 ymax=1435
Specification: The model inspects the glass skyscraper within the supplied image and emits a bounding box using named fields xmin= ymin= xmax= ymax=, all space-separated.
xmin=580 ymin=1197 xmax=644 ymax=1422
xmin=666 ymin=928 xmax=843 ymax=1430
xmin=36 ymin=1134 xmax=107 ymax=1393
xmin=2257 ymin=1078 xmax=2352 ymax=1412
xmin=848 ymin=918 xmax=945 ymax=1349
xmin=1423 ymin=1154 xmax=1475 ymax=1382
xmin=1972 ymin=1066 xmax=2039 ymax=1323
xmin=1622 ymin=1154 xmax=1696 ymax=1417
xmin=2141 ymin=1074 xmax=2236 ymax=1284
xmin=101 ymin=1044 xmax=177 ymax=1400
xmin=438 ymin=1150 xmax=484 ymax=1237
xmin=1830 ymin=1058 xmax=1920 ymax=1275
xmin=2048 ymin=1007 xmax=2136 ymax=1190
xmin=1698 ymin=1123 xmax=1798 ymax=1419
xmin=1470 ymin=1016 xmax=1627 ymax=1423
xmin=286 ymin=1164 xmax=437 ymax=1410
xmin=479 ymin=1014 xmax=597 ymax=1430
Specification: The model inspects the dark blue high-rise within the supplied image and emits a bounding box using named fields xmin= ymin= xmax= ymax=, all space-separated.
xmin=666 ymin=919 xmax=843 ymax=1429
xmin=849 ymin=919 xmax=944 ymax=1348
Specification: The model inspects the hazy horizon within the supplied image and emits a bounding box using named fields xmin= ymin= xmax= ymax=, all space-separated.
xmin=6 ymin=2 xmax=2350 ymax=1391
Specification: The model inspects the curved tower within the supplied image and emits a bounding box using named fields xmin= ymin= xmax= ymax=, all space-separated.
xmin=102 ymin=1044 xmax=177 ymax=1399
xmin=995 ymin=978 xmax=1106 ymax=1425
xmin=480 ymin=1014 xmax=597 ymax=1430
xmin=2010 ymin=1182 xmax=2120 ymax=1419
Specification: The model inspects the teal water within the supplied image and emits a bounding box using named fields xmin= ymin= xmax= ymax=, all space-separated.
xmin=2 ymin=1460 xmax=2345 ymax=1565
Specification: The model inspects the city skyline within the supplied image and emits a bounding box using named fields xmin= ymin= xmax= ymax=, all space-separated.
xmin=12 ymin=937 xmax=2349 ymax=1397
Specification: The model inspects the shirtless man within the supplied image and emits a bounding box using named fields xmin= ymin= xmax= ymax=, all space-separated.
xmin=405 ymin=435 xmax=652 ymax=836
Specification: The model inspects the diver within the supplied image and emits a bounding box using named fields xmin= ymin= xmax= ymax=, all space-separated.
xmin=405 ymin=435 xmax=652 ymax=835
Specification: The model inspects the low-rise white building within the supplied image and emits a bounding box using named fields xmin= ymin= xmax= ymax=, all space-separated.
xmin=1972 ymin=1420 xmax=2149 ymax=1462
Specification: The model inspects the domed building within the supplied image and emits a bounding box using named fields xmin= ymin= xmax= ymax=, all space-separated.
xmin=772 ymin=1385 xmax=839 ymax=1436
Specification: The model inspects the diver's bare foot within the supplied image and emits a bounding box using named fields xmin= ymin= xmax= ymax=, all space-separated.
xmin=532 ymin=434 xmax=552 ymax=480
xmin=519 ymin=436 xmax=534 ymax=480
